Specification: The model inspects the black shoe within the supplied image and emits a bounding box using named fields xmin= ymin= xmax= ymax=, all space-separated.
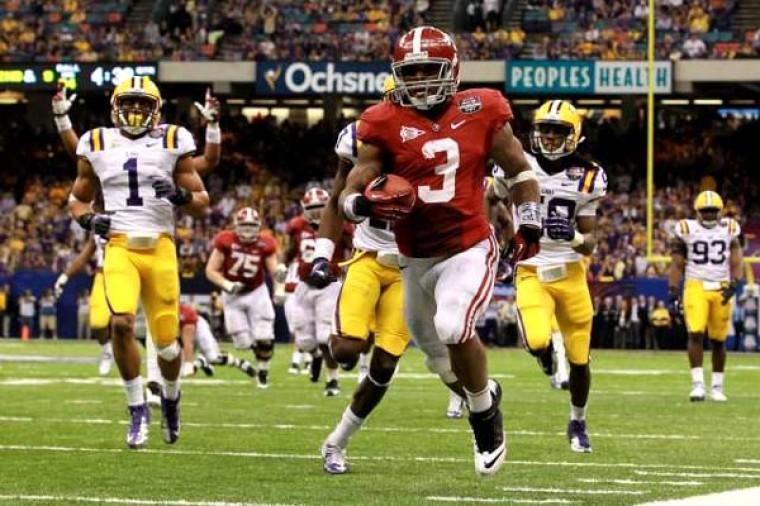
xmin=536 ymin=342 xmax=555 ymax=377
xmin=147 ymin=380 xmax=162 ymax=397
xmin=240 ymin=360 xmax=256 ymax=378
xmin=196 ymin=356 xmax=214 ymax=377
xmin=324 ymin=379 xmax=340 ymax=397
xmin=468 ymin=382 xmax=506 ymax=475
xmin=310 ymin=355 xmax=323 ymax=383
xmin=257 ymin=369 xmax=269 ymax=389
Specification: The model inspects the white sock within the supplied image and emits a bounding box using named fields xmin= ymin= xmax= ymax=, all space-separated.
xmin=570 ymin=402 xmax=587 ymax=421
xmin=552 ymin=332 xmax=569 ymax=380
xmin=325 ymin=406 xmax=364 ymax=448
xmin=712 ymin=372 xmax=724 ymax=389
xmin=358 ymin=352 xmax=370 ymax=369
xmin=124 ymin=377 xmax=144 ymax=406
xmin=327 ymin=368 xmax=339 ymax=381
xmin=101 ymin=341 xmax=112 ymax=357
xmin=691 ymin=367 xmax=705 ymax=386
xmin=257 ymin=360 xmax=270 ymax=371
xmin=291 ymin=350 xmax=302 ymax=365
xmin=465 ymin=384 xmax=493 ymax=414
xmin=145 ymin=337 xmax=162 ymax=384
xmin=163 ymin=379 xmax=180 ymax=400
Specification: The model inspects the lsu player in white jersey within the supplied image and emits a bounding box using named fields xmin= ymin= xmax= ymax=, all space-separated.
xmin=513 ymin=100 xmax=606 ymax=453
xmin=68 ymin=76 xmax=210 ymax=449
xmin=311 ymin=78 xmax=467 ymax=474
xmin=668 ymin=191 xmax=743 ymax=402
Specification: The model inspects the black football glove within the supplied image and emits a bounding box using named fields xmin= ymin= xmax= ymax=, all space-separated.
xmin=152 ymin=177 xmax=192 ymax=206
xmin=545 ymin=214 xmax=575 ymax=242
xmin=77 ymin=213 xmax=111 ymax=239
xmin=307 ymin=257 xmax=334 ymax=289
xmin=721 ymin=279 xmax=740 ymax=305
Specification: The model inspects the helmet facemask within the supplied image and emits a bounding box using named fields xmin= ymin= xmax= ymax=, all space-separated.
xmin=391 ymin=59 xmax=457 ymax=110
xmin=303 ymin=205 xmax=325 ymax=226
xmin=530 ymin=122 xmax=577 ymax=161
xmin=112 ymin=95 xmax=159 ymax=136
xmin=697 ymin=208 xmax=720 ymax=228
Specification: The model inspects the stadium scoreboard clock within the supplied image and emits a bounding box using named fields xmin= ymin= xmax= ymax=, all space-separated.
xmin=0 ymin=63 xmax=158 ymax=90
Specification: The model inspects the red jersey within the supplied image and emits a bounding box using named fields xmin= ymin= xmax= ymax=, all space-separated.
xmin=287 ymin=216 xmax=352 ymax=281
xmin=179 ymin=303 xmax=198 ymax=329
xmin=212 ymin=230 xmax=278 ymax=291
xmin=357 ymin=88 xmax=513 ymax=257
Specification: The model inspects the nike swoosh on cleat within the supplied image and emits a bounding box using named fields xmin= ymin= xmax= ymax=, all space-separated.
xmin=483 ymin=447 xmax=505 ymax=469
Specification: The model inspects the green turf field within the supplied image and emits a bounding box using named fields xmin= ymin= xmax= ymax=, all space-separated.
xmin=1 ymin=340 xmax=759 ymax=505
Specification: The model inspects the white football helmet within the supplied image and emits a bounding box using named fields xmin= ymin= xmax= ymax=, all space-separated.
xmin=234 ymin=207 xmax=261 ymax=243
xmin=301 ymin=187 xmax=330 ymax=225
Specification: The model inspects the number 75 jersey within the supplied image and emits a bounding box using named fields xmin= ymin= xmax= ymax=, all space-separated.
xmin=674 ymin=218 xmax=740 ymax=282
xmin=76 ymin=125 xmax=196 ymax=235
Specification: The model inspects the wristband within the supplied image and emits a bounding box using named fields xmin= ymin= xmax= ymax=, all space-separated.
xmin=570 ymin=231 xmax=585 ymax=248
xmin=54 ymin=115 xmax=72 ymax=132
xmin=517 ymin=201 xmax=541 ymax=229
xmin=343 ymin=193 xmax=367 ymax=223
xmin=313 ymin=237 xmax=336 ymax=261
xmin=57 ymin=274 xmax=69 ymax=286
xmin=77 ymin=213 xmax=94 ymax=231
xmin=206 ymin=123 xmax=221 ymax=144
xmin=506 ymin=170 xmax=538 ymax=189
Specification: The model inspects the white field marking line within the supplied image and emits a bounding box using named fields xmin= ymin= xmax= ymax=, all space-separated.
xmin=3 ymin=444 xmax=760 ymax=474
xmin=284 ymin=405 xmax=316 ymax=409
xmin=736 ymin=459 xmax=760 ymax=464
xmin=5 ymin=415 xmax=760 ymax=444
xmin=634 ymin=470 xmax=760 ymax=479
xmin=64 ymin=400 xmax=102 ymax=405
xmin=0 ymin=494 xmax=292 ymax=506
xmin=635 ymin=486 xmax=760 ymax=506
xmin=734 ymin=365 xmax=760 ymax=371
xmin=577 ymin=478 xmax=704 ymax=487
xmin=426 ymin=497 xmax=576 ymax=504
xmin=500 ymin=487 xmax=646 ymax=496
xmin=0 ymin=354 xmax=97 ymax=364
xmin=593 ymin=369 xmax=679 ymax=375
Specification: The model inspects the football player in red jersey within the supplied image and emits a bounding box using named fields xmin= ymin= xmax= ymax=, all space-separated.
xmin=178 ymin=302 xmax=256 ymax=378
xmin=205 ymin=207 xmax=284 ymax=388
xmin=285 ymin=187 xmax=353 ymax=396
xmin=338 ymin=26 xmax=541 ymax=475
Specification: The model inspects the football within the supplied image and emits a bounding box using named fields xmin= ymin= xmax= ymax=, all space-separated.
xmin=363 ymin=174 xmax=416 ymax=220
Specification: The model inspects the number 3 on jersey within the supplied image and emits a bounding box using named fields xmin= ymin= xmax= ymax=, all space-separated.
xmin=418 ymin=138 xmax=459 ymax=204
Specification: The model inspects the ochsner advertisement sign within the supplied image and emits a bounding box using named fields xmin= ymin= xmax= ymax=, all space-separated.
xmin=257 ymin=62 xmax=390 ymax=95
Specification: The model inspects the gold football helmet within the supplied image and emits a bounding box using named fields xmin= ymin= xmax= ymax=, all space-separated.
xmin=530 ymin=100 xmax=583 ymax=160
xmin=694 ymin=190 xmax=723 ymax=228
xmin=110 ymin=76 xmax=162 ymax=136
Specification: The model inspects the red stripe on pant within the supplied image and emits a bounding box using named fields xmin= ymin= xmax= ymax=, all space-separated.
xmin=459 ymin=234 xmax=499 ymax=343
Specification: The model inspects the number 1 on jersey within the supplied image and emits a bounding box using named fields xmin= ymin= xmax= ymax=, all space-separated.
xmin=123 ymin=157 xmax=143 ymax=206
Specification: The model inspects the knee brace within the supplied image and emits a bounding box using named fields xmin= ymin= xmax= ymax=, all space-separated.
xmin=152 ymin=312 xmax=179 ymax=348
xmin=367 ymin=353 xmax=398 ymax=386
xmin=425 ymin=355 xmax=456 ymax=384
xmin=254 ymin=340 xmax=274 ymax=360
xmin=157 ymin=340 xmax=181 ymax=361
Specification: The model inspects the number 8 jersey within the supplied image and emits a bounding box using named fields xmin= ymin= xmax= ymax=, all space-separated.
xmin=674 ymin=218 xmax=740 ymax=283
xmin=517 ymin=152 xmax=607 ymax=267
xmin=76 ymin=124 xmax=196 ymax=235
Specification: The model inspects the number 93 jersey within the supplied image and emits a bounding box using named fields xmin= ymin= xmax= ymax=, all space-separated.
xmin=76 ymin=124 xmax=196 ymax=235
xmin=212 ymin=230 xmax=277 ymax=292
xmin=674 ymin=218 xmax=740 ymax=282
xmin=517 ymin=152 xmax=607 ymax=267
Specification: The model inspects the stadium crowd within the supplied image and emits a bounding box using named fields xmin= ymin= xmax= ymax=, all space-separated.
xmin=2 ymin=0 xmax=759 ymax=62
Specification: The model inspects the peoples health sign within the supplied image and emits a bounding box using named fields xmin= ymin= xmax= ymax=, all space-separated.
xmin=257 ymin=62 xmax=390 ymax=95
xmin=507 ymin=61 xmax=672 ymax=95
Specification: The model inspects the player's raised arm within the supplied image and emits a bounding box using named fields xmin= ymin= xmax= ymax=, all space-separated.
xmin=337 ymin=143 xmax=384 ymax=223
xmin=158 ymin=155 xmax=210 ymax=217
xmin=192 ymin=88 xmax=222 ymax=175
xmin=52 ymin=82 xmax=79 ymax=159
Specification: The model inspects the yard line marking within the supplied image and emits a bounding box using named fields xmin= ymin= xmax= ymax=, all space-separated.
xmin=285 ymin=405 xmax=316 ymax=410
xmin=64 ymin=400 xmax=102 ymax=405
xmin=593 ymin=369 xmax=679 ymax=376
xmin=5 ymin=415 xmax=760 ymax=443
xmin=0 ymin=354 xmax=97 ymax=364
xmin=501 ymin=487 xmax=645 ymax=496
xmin=634 ymin=470 xmax=760 ymax=479
xmin=3 ymin=444 xmax=759 ymax=473
xmin=635 ymin=486 xmax=760 ymax=505
xmin=577 ymin=478 xmax=703 ymax=487
xmin=0 ymin=494 xmax=292 ymax=506
xmin=736 ymin=459 xmax=760 ymax=464
xmin=426 ymin=497 xmax=576 ymax=504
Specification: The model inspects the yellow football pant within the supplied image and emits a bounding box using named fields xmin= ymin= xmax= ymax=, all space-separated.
xmin=89 ymin=271 xmax=109 ymax=330
xmin=515 ymin=262 xmax=593 ymax=365
xmin=683 ymin=279 xmax=732 ymax=341
xmin=103 ymin=235 xmax=179 ymax=347
xmin=335 ymin=252 xmax=410 ymax=357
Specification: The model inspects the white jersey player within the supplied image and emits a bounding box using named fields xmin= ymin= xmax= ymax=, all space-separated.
xmin=669 ymin=191 xmax=743 ymax=402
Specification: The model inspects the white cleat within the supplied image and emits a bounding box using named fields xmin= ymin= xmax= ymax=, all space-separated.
xmin=446 ymin=391 xmax=465 ymax=419
xmin=322 ymin=444 xmax=348 ymax=474
xmin=288 ymin=363 xmax=300 ymax=375
xmin=689 ymin=383 xmax=706 ymax=402
xmin=710 ymin=387 xmax=727 ymax=402
xmin=98 ymin=352 xmax=113 ymax=377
